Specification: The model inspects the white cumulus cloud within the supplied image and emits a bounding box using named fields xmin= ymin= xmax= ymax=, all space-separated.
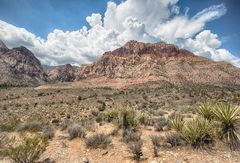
xmin=0 ymin=0 xmax=239 ymax=68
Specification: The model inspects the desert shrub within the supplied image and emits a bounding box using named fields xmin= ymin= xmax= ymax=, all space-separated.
xmin=119 ymin=106 xmax=139 ymax=130
xmin=123 ymin=129 xmax=141 ymax=143
xmin=51 ymin=119 xmax=60 ymax=124
xmin=0 ymin=118 xmax=19 ymax=132
xmin=165 ymin=133 xmax=186 ymax=147
xmin=97 ymin=100 xmax=106 ymax=112
xmin=79 ymin=119 xmax=96 ymax=132
xmin=138 ymin=112 xmax=153 ymax=126
xmin=68 ymin=124 xmax=86 ymax=140
xmin=0 ymin=135 xmax=48 ymax=163
xmin=91 ymin=110 xmax=99 ymax=117
xmin=42 ymin=126 xmax=55 ymax=139
xmin=60 ymin=119 xmax=73 ymax=131
xmin=154 ymin=117 xmax=168 ymax=131
xmin=85 ymin=133 xmax=111 ymax=149
xmin=182 ymin=118 xmax=215 ymax=149
xmin=104 ymin=110 xmax=119 ymax=123
xmin=197 ymin=101 xmax=215 ymax=121
xmin=170 ymin=116 xmax=184 ymax=132
xmin=213 ymin=102 xmax=240 ymax=150
xmin=17 ymin=121 xmax=43 ymax=132
xmin=128 ymin=140 xmax=143 ymax=162
xmin=150 ymin=135 xmax=161 ymax=157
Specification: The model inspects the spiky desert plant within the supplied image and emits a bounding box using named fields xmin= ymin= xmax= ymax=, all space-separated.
xmin=213 ymin=102 xmax=240 ymax=150
xmin=119 ymin=106 xmax=139 ymax=130
xmin=197 ymin=101 xmax=215 ymax=121
xmin=182 ymin=117 xmax=215 ymax=149
xmin=170 ymin=116 xmax=184 ymax=132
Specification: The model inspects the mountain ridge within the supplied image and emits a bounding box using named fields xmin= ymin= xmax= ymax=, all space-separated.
xmin=0 ymin=40 xmax=239 ymax=86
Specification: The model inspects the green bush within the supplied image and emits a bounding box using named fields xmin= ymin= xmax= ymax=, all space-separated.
xmin=213 ymin=102 xmax=240 ymax=150
xmin=0 ymin=135 xmax=48 ymax=163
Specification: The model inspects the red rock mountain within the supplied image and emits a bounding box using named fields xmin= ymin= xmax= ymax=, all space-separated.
xmin=1 ymin=40 xmax=239 ymax=86
xmin=0 ymin=41 xmax=47 ymax=85
xmin=75 ymin=40 xmax=240 ymax=85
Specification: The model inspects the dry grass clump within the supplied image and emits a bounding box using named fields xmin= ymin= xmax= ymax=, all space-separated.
xmin=123 ymin=129 xmax=141 ymax=143
xmin=0 ymin=135 xmax=48 ymax=163
xmin=165 ymin=133 xmax=186 ymax=147
xmin=150 ymin=135 xmax=162 ymax=157
xmin=0 ymin=118 xmax=19 ymax=132
xmin=85 ymin=133 xmax=111 ymax=149
xmin=68 ymin=124 xmax=86 ymax=140
xmin=42 ymin=126 xmax=55 ymax=139
xmin=17 ymin=121 xmax=43 ymax=132
xmin=154 ymin=117 xmax=169 ymax=131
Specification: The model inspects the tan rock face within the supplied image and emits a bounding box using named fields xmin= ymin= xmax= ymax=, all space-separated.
xmin=76 ymin=40 xmax=240 ymax=85
xmin=0 ymin=41 xmax=47 ymax=85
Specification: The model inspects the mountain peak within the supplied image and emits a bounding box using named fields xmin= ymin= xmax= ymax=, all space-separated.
xmin=0 ymin=40 xmax=9 ymax=54
xmin=107 ymin=40 xmax=194 ymax=58
xmin=0 ymin=40 xmax=7 ymax=48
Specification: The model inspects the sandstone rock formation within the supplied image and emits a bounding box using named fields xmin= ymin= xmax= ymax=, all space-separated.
xmin=0 ymin=41 xmax=47 ymax=85
xmin=76 ymin=40 xmax=240 ymax=85
xmin=48 ymin=64 xmax=77 ymax=82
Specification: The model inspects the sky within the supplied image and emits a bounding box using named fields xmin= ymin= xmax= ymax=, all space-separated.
xmin=0 ymin=0 xmax=239 ymax=67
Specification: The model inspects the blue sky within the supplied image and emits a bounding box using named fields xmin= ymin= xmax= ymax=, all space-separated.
xmin=0 ymin=0 xmax=239 ymax=66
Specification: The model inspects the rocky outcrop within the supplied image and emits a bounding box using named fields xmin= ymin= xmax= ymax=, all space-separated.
xmin=48 ymin=64 xmax=77 ymax=82
xmin=76 ymin=40 xmax=240 ymax=85
xmin=0 ymin=41 xmax=47 ymax=85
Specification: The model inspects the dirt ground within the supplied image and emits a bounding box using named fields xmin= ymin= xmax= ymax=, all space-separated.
xmin=36 ymin=123 xmax=240 ymax=163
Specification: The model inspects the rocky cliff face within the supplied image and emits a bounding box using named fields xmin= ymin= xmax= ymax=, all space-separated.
xmin=48 ymin=64 xmax=77 ymax=82
xmin=76 ymin=40 xmax=240 ymax=85
xmin=0 ymin=41 xmax=47 ymax=85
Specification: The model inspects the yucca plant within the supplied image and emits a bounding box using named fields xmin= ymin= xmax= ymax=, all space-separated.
xmin=182 ymin=117 xmax=215 ymax=149
xmin=197 ymin=100 xmax=215 ymax=121
xmin=170 ymin=116 xmax=184 ymax=132
xmin=213 ymin=102 xmax=240 ymax=150
xmin=119 ymin=106 xmax=139 ymax=130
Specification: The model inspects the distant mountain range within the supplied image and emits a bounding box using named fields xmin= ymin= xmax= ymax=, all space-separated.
xmin=0 ymin=40 xmax=239 ymax=86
